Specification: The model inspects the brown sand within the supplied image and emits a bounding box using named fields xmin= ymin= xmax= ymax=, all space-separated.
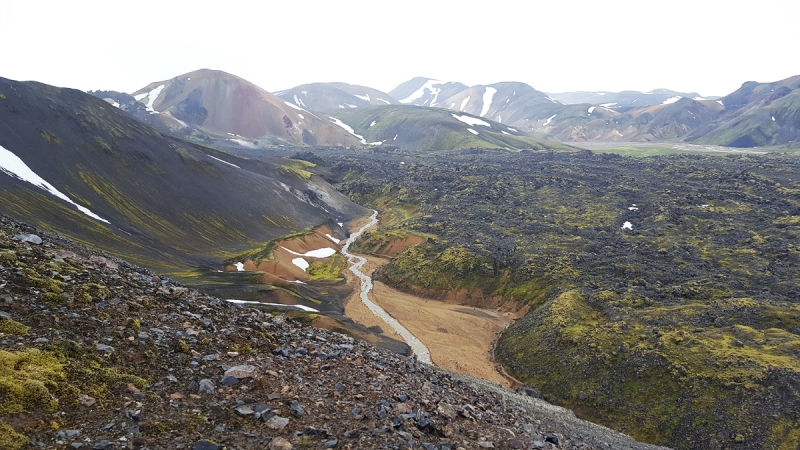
xmin=341 ymin=218 xmax=521 ymax=386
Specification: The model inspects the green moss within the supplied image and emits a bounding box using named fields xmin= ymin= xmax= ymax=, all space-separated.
xmin=0 ymin=317 xmax=29 ymax=336
xmin=39 ymin=131 xmax=62 ymax=145
xmin=0 ymin=423 xmax=28 ymax=450
xmin=74 ymin=283 xmax=109 ymax=302
xmin=0 ymin=349 xmax=64 ymax=414
xmin=0 ymin=250 xmax=16 ymax=264
xmin=307 ymin=254 xmax=345 ymax=282
xmin=176 ymin=340 xmax=190 ymax=354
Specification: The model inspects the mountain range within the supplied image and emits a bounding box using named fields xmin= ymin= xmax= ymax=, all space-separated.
xmin=87 ymin=70 xmax=800 ymax=150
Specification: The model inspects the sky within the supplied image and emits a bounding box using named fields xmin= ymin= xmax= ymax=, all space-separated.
xmin=2 ymin=0 xmax=799 ymax=97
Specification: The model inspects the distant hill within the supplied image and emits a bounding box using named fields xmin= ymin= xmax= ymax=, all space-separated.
xmin=125 ymin=69 xmax=362 ymax=147
xmin=548 ymin=89 xmax=711 ymax=110
xmin=274 ymin=82 xmax=397 ymax=112
xmin=389 ymin=77 xmax=469 ymax=107
xmin=685 ymin=75 xmax=800 ymax=147
xmin=326 ymin=105 xmax=568 ymax=151
xmin=0 ymin=76 xmax=365 ymax=270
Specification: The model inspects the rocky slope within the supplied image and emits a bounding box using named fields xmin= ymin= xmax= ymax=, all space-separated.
xmin=0 ymin=76 xmax=365 ymax=272
xmin=274 ymin=83 xmax=397 ymax=112
xmin=126 ymin=69 xmax=363 ymax=147
xmin=0 ymin=217 xmax=666 ymax=450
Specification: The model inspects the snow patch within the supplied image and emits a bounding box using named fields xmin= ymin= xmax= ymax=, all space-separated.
xmin=588 ymin=106 xmax=596 ymax=114
xmin=284 ymin=101 xmax=307 ymax=112
xmin=467 ymin=128 xmax=479 ymax=135
xmin=325 ymin=234 xmax=341 ymax=244
xmin=226 ymin=299 xmax=318 ymax=312
xmin=370 ymin=121 xmax=377 ymax=127
xmin=353 ymin=93 xmax=370 ymax=101
xmin=662 ymin=96 xmax=682 ymax=105
xmin=0 ymin=144 xmax=109 ymax=223
xmin=393 ymin=134 xmax=398 ymax=141
xmin=377 ymin=98 xmax=391 ymax=105
xmin=451 ymin=113 xmax=491 ymax=127
xmin=460 ymin=96 xmax=470 ymax=112
xmin=293 ymin=94 xmax=307 ymax=108
xmin=399 ymin=79 xmax=442 ymax=105
xmin=716 ymin=100 xmax=724 ymax=106
xmin=345 ymin=103 xmax=358 ymax=108
xmin=297 ymin=113 xmax=304 ymax=119
xmin=480 ymin=87 xmax=497 ymax=117
xmin=328 ymin=117 xmax=367 ymax=145
xmin=600 ymin=103 xmax=617 ymax=109
xmin=234 ymin=262 xmax=244 ymax=272
xmin=507 ymin=127 xmax=518 ymax=132
xmin=501 ymin=130 xmax=511 ymax=135
xmin=772 ymin=116 xmax=776 ymax=121
xmin=621 ymin=222 xmax=633 ymax=230
xmin=628 ymin=206 xmax=639 ymax=211
xmin=693 ymin=97 xmax=707 ymax=101
xmin=208 ymin=154 xmax=241 ymax=168
xmin=134 ymin=84 xmax=165 ymax=112
xmin=542 ymin=114 xmax=557 ymax=126
xmin=291 ymin=258 xmax=310 ymax=271
xmin=282 ymin=247 xmax=337 ymax=258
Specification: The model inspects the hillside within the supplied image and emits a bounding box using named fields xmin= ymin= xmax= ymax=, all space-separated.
xmin=324 ymin=148 xmax=800 ymax=449
xmin=0 ymin=76 xmax=365 ymax=273
xmin=274 ymin=83 xmax=397 ymax=112
xmin=685 ymin=76 xmax=800 ymax=148
xmin=327 ymin=105 xmax=570 ymax=151
xmin=0 ymin=217 xmax=665 ymax=450
xmin=128 ymin=69 xmax=362 ymax=147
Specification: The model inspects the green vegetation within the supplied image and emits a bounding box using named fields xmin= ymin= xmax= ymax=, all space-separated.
xmin=307 ymin=254 xmax=346 ymax=282
xmin=327 ymin=148 xmax=800 ymax=448
xmin=0 ymin=317 xmax=30 ymax=336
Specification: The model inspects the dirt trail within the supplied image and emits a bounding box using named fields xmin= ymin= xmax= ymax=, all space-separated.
xmin=342 ymin=215 xmax=521 ymax=387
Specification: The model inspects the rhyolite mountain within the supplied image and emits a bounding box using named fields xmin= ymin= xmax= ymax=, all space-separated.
xmin=122 ymin=69 xmax=363 ymax=147
xmin=274 ymin=82 xmax=397 ymax=111
xmin=0 ymin=76 xmax=365 ymax=271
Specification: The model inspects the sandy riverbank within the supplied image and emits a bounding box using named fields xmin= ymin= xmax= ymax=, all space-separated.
xmin=342 ymin=215 xmax=521 ymax=386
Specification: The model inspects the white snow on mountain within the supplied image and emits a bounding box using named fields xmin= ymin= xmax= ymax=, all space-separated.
xmin=0 ymin=144 xmax=109 ymax=223
xmin=460 ymin=96 xmax=470 ymax=112
xmin=451 ymin=114 xmax=491 ymax=127
xmin=354 ymin=93 xmax=370 ymax=101
xmin=662 ymin=96 xmax=682 ymax=105
xmin=480 ymin=87 xmax=497 ymax=117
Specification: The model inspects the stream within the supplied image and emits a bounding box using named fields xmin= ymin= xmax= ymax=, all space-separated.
xmin=342 ymin=210 xmax=432 ymax=364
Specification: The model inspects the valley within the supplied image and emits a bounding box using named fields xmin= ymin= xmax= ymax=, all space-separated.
xmin=2 ymin=67 xmax=800 ymax=449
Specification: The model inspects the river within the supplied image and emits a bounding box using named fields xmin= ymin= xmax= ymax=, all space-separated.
xmin=341 ymin=210 xmax=432 ymax=364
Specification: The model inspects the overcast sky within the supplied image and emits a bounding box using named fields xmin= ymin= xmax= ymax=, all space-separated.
xmin=3 ymin=0 xmax=799 ymax=97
